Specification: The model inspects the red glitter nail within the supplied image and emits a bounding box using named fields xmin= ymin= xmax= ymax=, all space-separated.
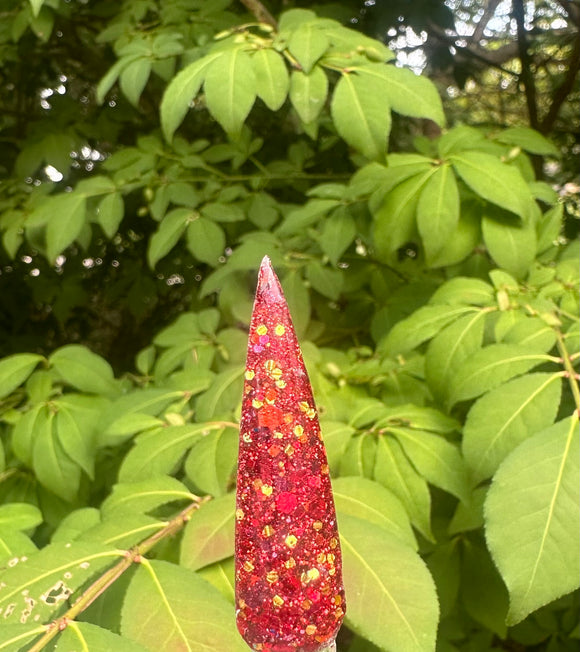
xmin=235 ymin=257 xmax=346 ymax=652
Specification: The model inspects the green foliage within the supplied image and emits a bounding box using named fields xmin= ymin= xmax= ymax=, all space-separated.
xmin=0 ymin=2 xmax=578 ymax=652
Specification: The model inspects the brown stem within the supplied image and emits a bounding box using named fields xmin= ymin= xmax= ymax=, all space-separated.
xmin=239 ymin=0 xmax=277 ymax=29
xmin=556 ymin=331 xmax=580 ymax=414
xmin=27 ymin=497 xmax=210 ymax=652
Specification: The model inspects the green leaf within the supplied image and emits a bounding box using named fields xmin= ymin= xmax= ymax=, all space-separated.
xmin=33 ymin=411 xmax=82 ymax=501
xmin=482 ymin=210 xmax=537 ymax=278
xmin=204 ymin=48 xmax=256 ymax=137
xmin=450 ymin=151 xmax=532 ymax=220
xmin=417 ymin=164 xmax=459 ymax=262
xmin=51 ymin=507 xmax=101 ymax=543
xmin=184 ymin=427 xmax=237 ymax=496
xmin=278 ymin=8 xmax=317 ymax=32
xmin=331 ymin=71 xmax=391 ymax=160
xmin=0 ymin=353 xmax=43 ymax=399
xmin=277 ymin=199 xmax=339 ymax=236
xmin=251 ymin=48 xmax=289 ymax=111
xmin=248 ymin=192 xmax=278 ymax=228
xmin=55 ymin=406 xmax=95 ymax=478
xmin=0 ymin=504 xmax=42 ymax=532
xmin=537 ymin=203 xmax=563 ymax=253
xmin=333 ymin=477 xmax=416 ymax=549
xmin=201 ymin=201 xmax=245 ymax=223
xmin=319 ymin=207 xmax=356 ymax=265
xmin=101 ymin=477 xmax=195 ymax=517
xmin=30 ymin=6 xmax=54 ymax=41
xmin=359 ymin=64 xmax=445 ymax=126
xmin=494 ymin=127 xmax=559 ymax=156
xmin=119 ymin=57 xmax=151 ymax=106
xmin=321 ymin=420 xmax=355 ymax=474
xmin=147 ymin=208 xmax=192 ymax=268
xmin=485 ymin=416 xmax=580 ymax=624
xmin=50 ymin=345 xmax=116 ymax=395
xmin=186 ymin=216 xmax=225 ymax=265
xmin=373 ymin=170 xmax=435 ymax=257
xmin=289 ymin=67 xmax=328 ymax=125
xmin=118 ymin=424 xmax=208 ymax=482
xmin=374 ymin=437 xmax=433 ymax=541
xmin=429 ymin=277 xmax=495 ymax=306
xmin=29 ymin=0 xmax=44 ymax=17
xmin=0 ymin=530 xmax=37 ymax=566
xmin=0 ymin=541 xmax=120 ymax=625
xmin=340 ymin=432 xmax=377 ymax=478
xmin=103 ymin=414 xmax=163 ymax=442
xmin=196 ymin=558 xmax=235 ymax=604
xmin=306 ymin=262 xmax=343 ymax=300
xmin=382 ymin=304 xmax=477 ymax=356
xmin=26 ymin=369 xmax=52 ymax=403
xmin=449 ymin=486 xmax=486 ymax=535
xmin=288 ymin=22 xmax=330 ymax=73
xmin=160 ymin=52 xmax=221 ymax=141
xmin=153 ymin=313 xmax=202 ymax=346
xmin=11 ymin=404 xmax=42 ymax=466
xmin=101 ymin=389 xmax=184 ymax=445
xmin=97 ymin=192 xmax=124 ymax=238
xmin=0 ymin=624 xmax=44 ymax=650
xmin=438 ymin=125 xmax=486 ymax=157
xmin=79 ymin=514 xmax=163 ymax=550
xmin=96 ymin=56 xmax=138 ymax=105
xmin=461 ymin=540 xmax=509 ymax=637
xmin=54 ymin=622 xmax=150 ymax=652
xmin=464 ymin=372 xmax=562 ymax=485
xmin=331 ymin=74 xmax=391 ymax=160
xmin=371 ymin=154 xmax=434 ymax=198
xmin=425 ymin=311 xmax=486 ymax=404
xmin=195 ymin=366 xmax=244 ymax=421
xmin=281 ymin=271 xmax=311 ymax=337
xmin=390 ymin=428 xmax=469 ymax=502
xmin=46 ymin=193 xmax=87 ymax=263
xmin=425 ymin=541 xmax=460 ymax=618
xmin=447 ymin=343 xmax=552 ymax=407
xmin=121 ymin=560 xmax=247 ymax=650
xmin=180 ymin=493 xmax=235 ymax=570
xmin=374 ymin=405 xmax=459 ymax=434
xmin=340 ymin=514 xmax=439 ymax=652
xmin=427 ymin=200 xmax=481 ymax=268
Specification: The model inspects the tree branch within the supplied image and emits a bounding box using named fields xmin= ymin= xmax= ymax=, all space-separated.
xmin=556 ymin=0 xmax=580 ymax=27
xmin=471 ymin=0 xmax=503 ymax=43
xmin=426 ymin=21 xmax=519 ymax=77
xmin=239 ymin=0 xmax=277 ymax=29
xmin=513 ymin=0 xmax=539 ymax=128
xmin=540 ymin=30 xmax=580 ymax=132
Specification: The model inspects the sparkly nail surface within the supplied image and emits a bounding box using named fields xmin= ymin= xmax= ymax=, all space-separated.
xmin=235 ymin=257 xmax=345 ymax=652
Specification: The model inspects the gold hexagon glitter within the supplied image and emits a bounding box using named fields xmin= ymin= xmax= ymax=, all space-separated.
xmin=285 ymin=534 xmax=298 ymax=549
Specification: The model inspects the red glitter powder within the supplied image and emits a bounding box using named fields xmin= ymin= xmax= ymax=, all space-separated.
xmin=235 ymin=256 xmax=346 ymax=652
xmin=276 ymin=492 xmax=298 ymax=514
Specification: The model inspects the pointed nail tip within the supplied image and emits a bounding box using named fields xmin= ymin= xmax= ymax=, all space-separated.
xmin=256 ymin=254 xmax=283 ymax=300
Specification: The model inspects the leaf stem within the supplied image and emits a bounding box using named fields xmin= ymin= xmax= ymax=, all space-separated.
xmin=556 ymin=330 xmax=580 ymax=414
xmin=27 ymin=496 xmax=210 ymax=652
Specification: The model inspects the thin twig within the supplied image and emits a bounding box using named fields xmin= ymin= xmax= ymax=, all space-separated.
xmin=556 ymin=330 xmax=580 ymax=414
xmin=27 ymin=497 xmax=210 ymax=652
